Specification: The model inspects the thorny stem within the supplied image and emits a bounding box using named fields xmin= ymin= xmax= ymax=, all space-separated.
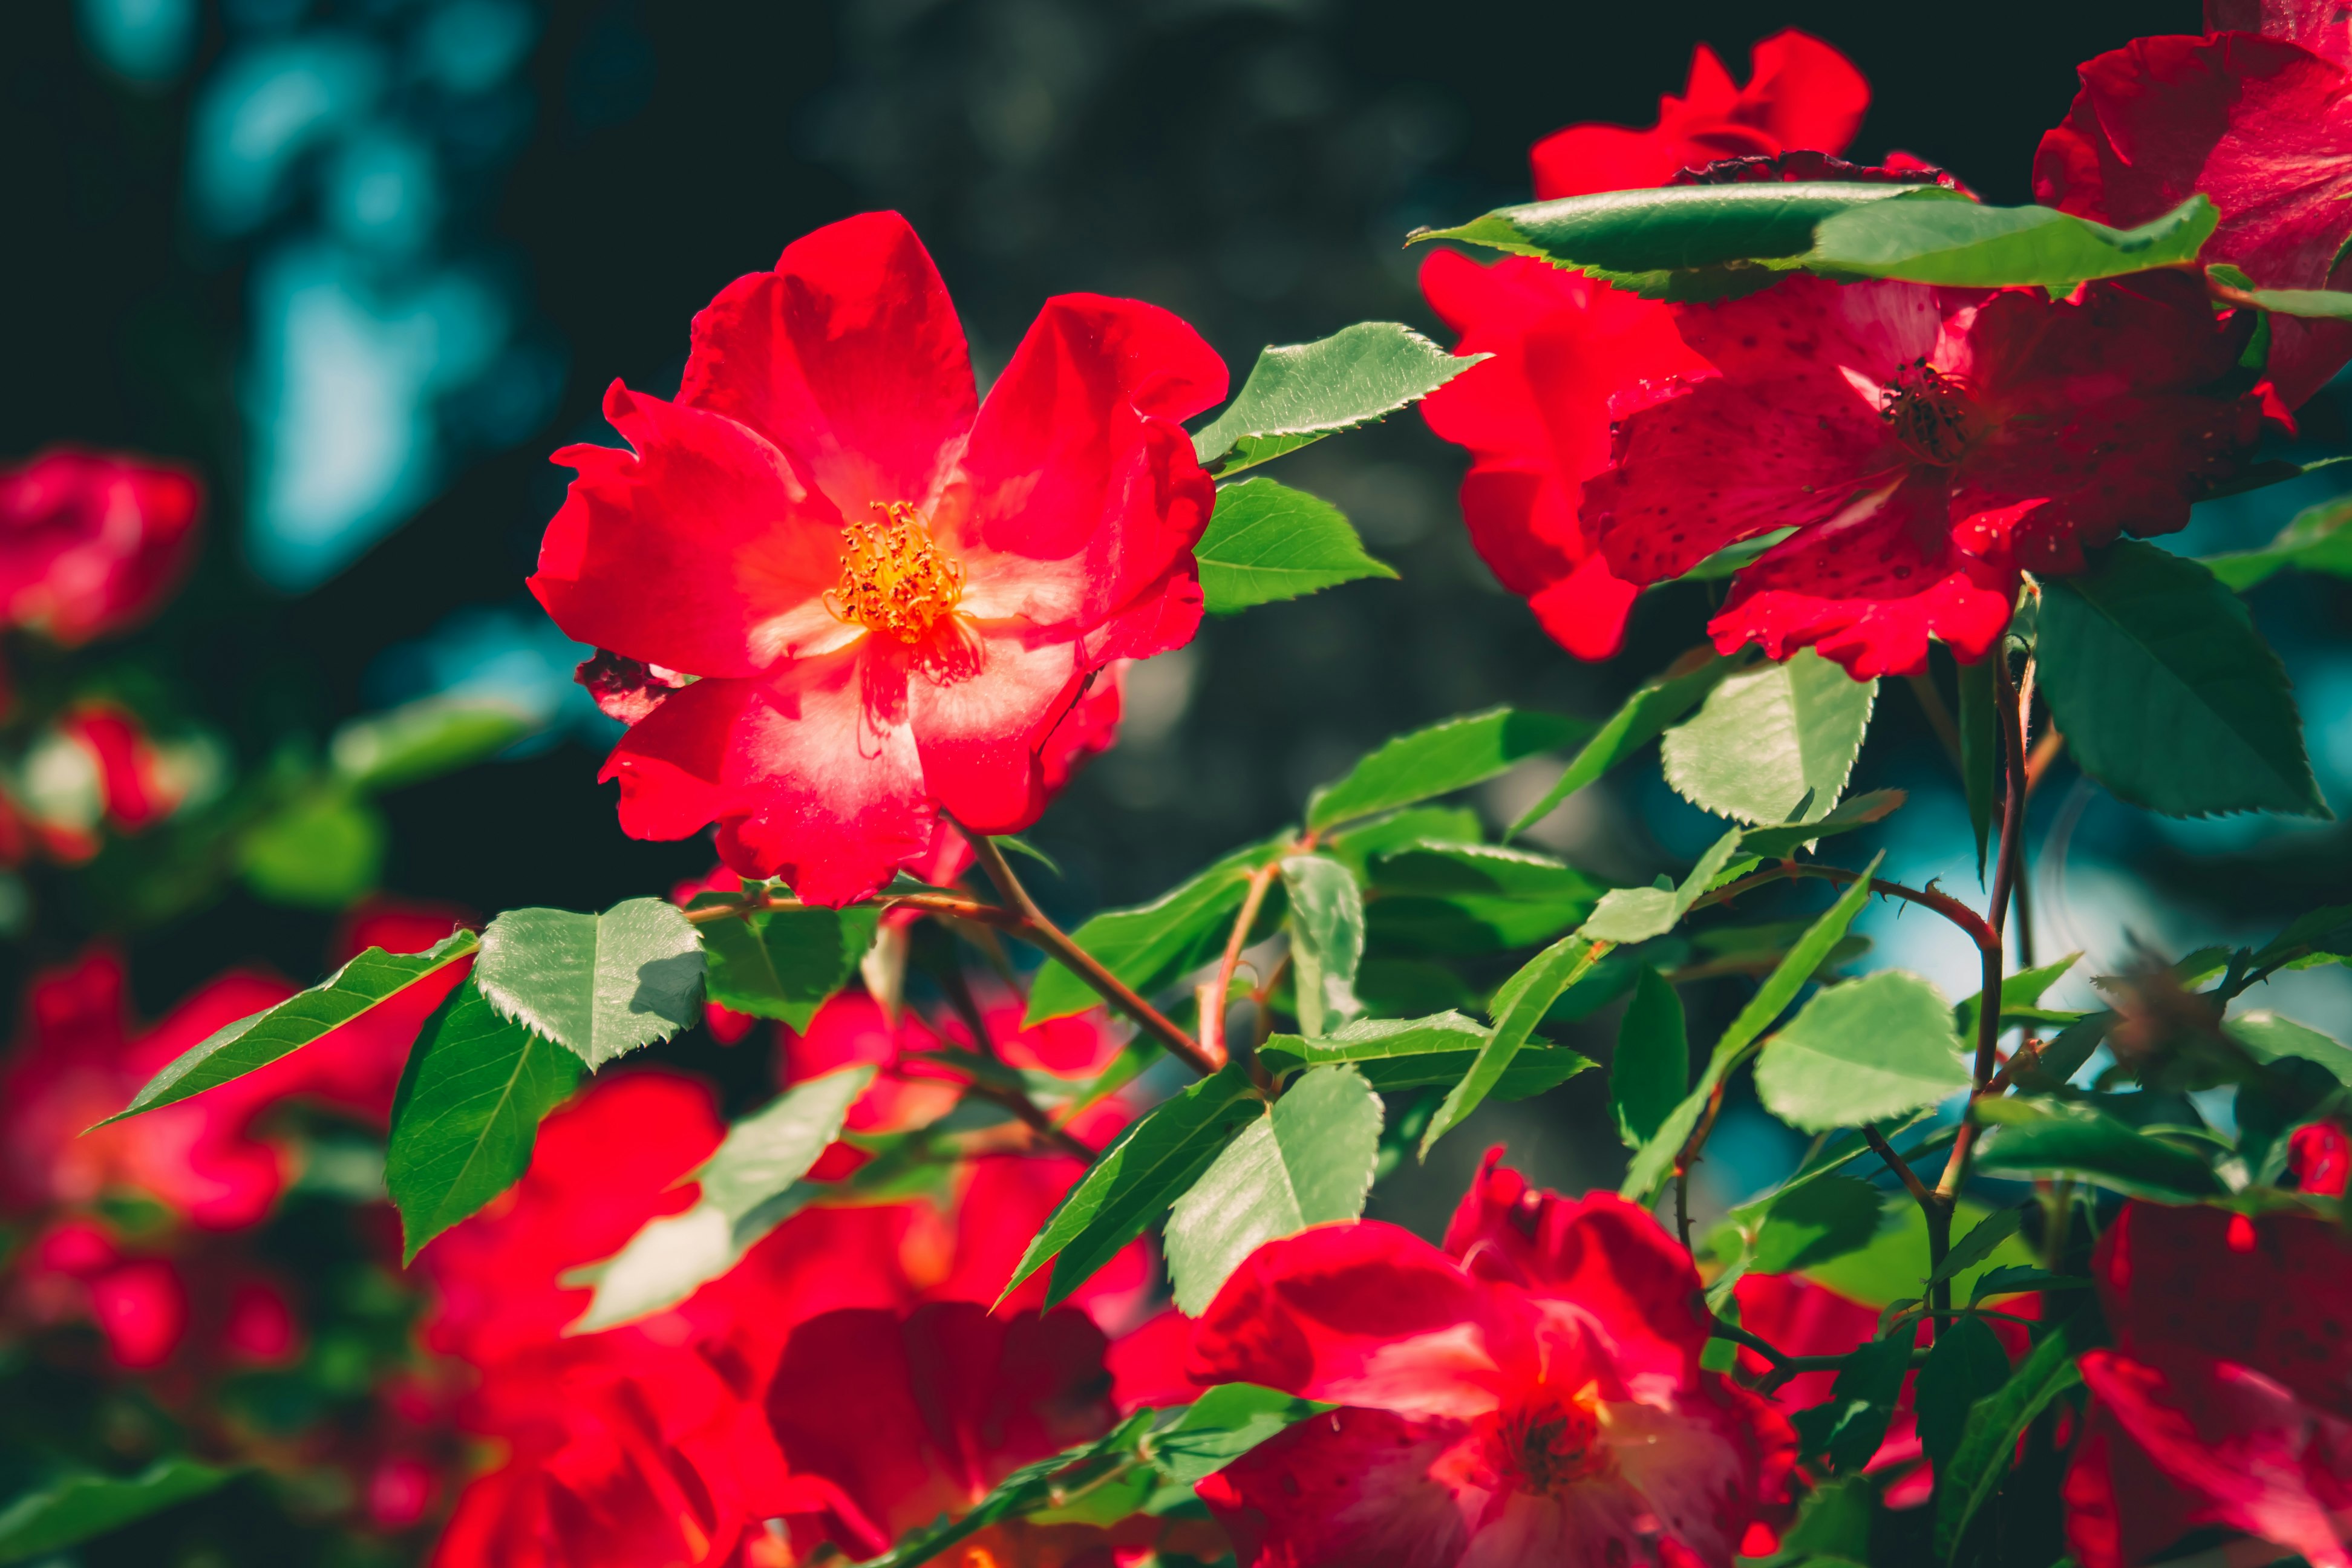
xmin=1941 ymin=653 xmax=2033 ymax=1210
xmin=1201 ymin=861 xmax=1282 ymax=1077
xmin=1673 ymin=1078 xmax=1729 ymax=1254
xmin=1694 ymin=863 xmax=2001 ymax=958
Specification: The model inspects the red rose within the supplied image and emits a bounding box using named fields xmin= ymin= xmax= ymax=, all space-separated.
xmin=1583 ymin=271 xmax=2265 ymax=678
xmin=1184 ymin=1148 xmax=1792 ymax=1568
xmin=2063 ymin=1201 xmax=2352 ymax=1568
xmin=0 ymin=448 xmax=201 ymax=645
xmin=529 ymin=212 xmax=1224 ymax=906
xmin=2036 ymin=1 xmax=2352 ymax=408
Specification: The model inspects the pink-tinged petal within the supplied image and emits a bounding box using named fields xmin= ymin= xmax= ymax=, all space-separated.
xmin=2034 ymin=31 xmax=2352 ymax=406
xmin=1669 ymin=273 xmax=1946 ymax=385
xmin=2209 ymin=0 xmax=2352 ymax=62
xmin=944 ymin=295 xmax=1223 ymax=632
xmin=1036 ymin=661 xmax=1125 ymax=795
xmin=1441 ymin=1150 xmax=1713 ymax=1395
xmin=908 ymin=621 xmax=1087 ymax=835
xmin=599 ymin=645 xmax=931 ymax=908
xmin=677 ymin=211 xmax=976 ymax=515
xmin=1189 ymin=1221 xmax=1534 ymax=1421
xmin=1739 ymin=29 xmax=1872 ymax=156
xmin=532 ymin=382 xmax=850 ymax=678
xmin=1197 ymin=1406 xmax=1480 ymax=1568
xmin=2078 ymin=1350 xmax=2352 ymax=1568
xmin=1586 ymin=375 xmax=1898 ymax=584
xmin=1711 ymin=475 xmax=2019 ymax=678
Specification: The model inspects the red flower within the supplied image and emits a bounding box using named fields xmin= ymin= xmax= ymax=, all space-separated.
xmin=1185 ymin=1149 xmax=1792 ymax=1567
xmin=1528 ymin=31 xmax=1867 ymax=202
xmin=1583 ymin=271 xmax=2265 ymax=678
xmin=2063 ymin=1201 xmax=2352 ymax=1568
xmin=530 ymin=212 xmax=1224 ymax=907
xmin=2035 ymin=2 xmax=2352 ymax=408
xmin=0 ymin=448 xmax=201 ymax=645
xmin=2289 ymin=1120 xmax=2351 ymax=1196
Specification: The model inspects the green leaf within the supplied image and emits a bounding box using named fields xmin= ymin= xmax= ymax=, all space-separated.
xmin=1805 ymin=1195 xmax=2035 ymax=1310
xmin=2252 ymin=902 xmax=2352 ymax=970
xmin=1807 ymin=194 xmax=2216 ymax=290
xmin=1756 ymin=1477 xmax=1875 ymax=1567
xmin=1746 ymin=1174 xmax=1885 ymax=1274
xmin=1259 ymin=1013 xmax=1592 ymax=1100
xmin=572 ymin=1065 xmax=875 ymax=1331
xmin=1509 ymin=653 xmax=1739 ymax=836
xmin=0 ymin=1460 xmax=237 ymax=1564
xmin=1970 ymin=1099 xmax=2227 ymax=1199
xmin=475 ymin=899 xmax=707 ymax=1068
xmin=1422 ymin=934 xmax=1605 ymax=1157
xmin=386 ymin=980 xmax=583 ymax=1260
xmin=1935 ymin=1321 xmax=2085 ymax=1561
xmin=1025 ymin=839 xmax=1282 ymax=1025
xmin=2204 ymin=492 xmax=2352 ymax=592
xmin=1322 ymin=805 xmax=1482 ymax=882
xmin=999 ymin=1064 xmax=1264 ymax=1307
xmin=103 ymin=931 xmax=478 ymax=1124
xmin=1612 ymin=964 xmax=1689 ymax=1150
xmin=698 ymin=903 xmax=878 ymax=1031
xmin=1281 ymin=854 xmax=1365 ymax=1037
xmin=1756 ymin=971 xmax=1973 ymax=1134
xmin=1149 ymin=1384 xmax=1335 ymax=1486
xmin=1816 ymin=1330 xmax=1918 ymax=1473
xmin=1192 ymin=322 xmax=1481 ymax=475
xmin=1929 ymin=1206 xmax=2029 ymax=1294
xmin=2239 ymin=284 xmax=2352 ymax=320
xmin=1365 ymin=840 xmax=1606 ymax=954
xmin=1955 ymin=952 xmax=2084 ymax=1042
xmin=1740 ymin=788 xmax=1907 ymax=861
xmin=1197 ymin=477 xmax=1396 ymax=612
xmin=1957 ymin=657 xmax=2000 ymax=880
xmin=2039 ymin=541 xmax=2325 ymax=818
xmin=1166 ymin=1065 xmax=1382 ymax=1312
xmin=1621 ymin=855 xmax=1883 ymax=1203
xmin=2231 ymin=1008 xmax=2352 ymax=1085
xmin=1971 ymin=1264 xmax=2089 ymax=1305
xmin=237 ymin=789 xmax=386 ymax=907
xmin=1915 ymin=1315 xmax=2013 ymax=1471
xmin=330 ymin=695 xmax=534 ymax=792
xmin=1661 ymin=648 xmax=1877 ymax=826
xmin=1412 ymin=181 xmax=1962 ymax=298
xmin=1308 ymin=708 xmax=1590 ymax=832
xmin=1583 ymin=826 xmax=1743 ymax=944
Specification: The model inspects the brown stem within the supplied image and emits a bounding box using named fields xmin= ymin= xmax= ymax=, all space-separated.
xmin=1907 ymin=670 xmax=1965 ymax=774
xmin=1864 ymin=1125 xmax=1938 ymax=1215
xmin=2024 ymin=728 xmax=2066 ymax=801
xmin=1201 ymin=862 xmax=1281 ymax=1073
xmin=1941 ymin=653 xmax=2033 ymax=1204
xmin=1673 ymin=1079 xmax=1729 ymax=1253
xmin=1694 ymin=863 xmax=2001 ymax=958
xmin=930 ymin=964 xmax=1099 ymax=1163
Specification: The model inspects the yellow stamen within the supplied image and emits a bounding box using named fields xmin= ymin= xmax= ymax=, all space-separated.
xmin=826 ymin=501 xmax=965 ymax=642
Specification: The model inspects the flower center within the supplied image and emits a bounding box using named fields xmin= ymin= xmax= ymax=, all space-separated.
xmin=826 ymin=501 xmax=965 ymax=642
xmin=1489 ymin=1387 xmax=1611 ymax=1496
xmin=1879 ymin=358 xmax=1976 ymax=466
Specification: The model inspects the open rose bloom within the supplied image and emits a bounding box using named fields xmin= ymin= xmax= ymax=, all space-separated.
xmin=531 ymin=211 xmax=1224 ymax=905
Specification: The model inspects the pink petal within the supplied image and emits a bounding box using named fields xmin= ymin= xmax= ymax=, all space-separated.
xmin=1197 ymin=1406 xmax=1479 ymax=1568
xmin=908 ymin=621 xmax=1088 ymax=835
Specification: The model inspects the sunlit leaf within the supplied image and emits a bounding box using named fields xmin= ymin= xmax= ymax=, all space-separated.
xmin=1661 ymin=648 xmax=1876 ymax=827
xmin=1197 ymin=477 xmax=1395 ymax=612
xmin=1192 ymin=322 xmax=1481 ymax=475
xmin=475 ymin=900 xmax=707 ymax=1068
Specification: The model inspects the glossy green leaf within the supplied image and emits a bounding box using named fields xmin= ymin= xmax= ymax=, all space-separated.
xmin=2230 ymin=1008 xmax=2352 ymax=1085
xmin=1935 ymin=1321 xmax=2085 ymax=1561
xmin=2240 ymin=284 xmax=2352 ymax=320
xmin=999 ymin=1064 xmax=1265 ymax=1307
xmin=2040 ymin=541 xmax=2325 ymax=818
xmin=2204 ymin=492 xmax=2352 ymax=591
xmin=1621 ymin=856 xmax=1882 ymax=1203
xmin=387 ymin=979 xmax=583 ymax=1260
xmin=1928 ymin=1205 xmax=2028 ymax=1294
xmin=1308 ymin=708 xmax=1590 ymax=831
xmin=475 ymin=899 xmax=705 ymax=1068
xmin=1192 ymin=322 xmax=1481 ymax=475
xmin=1739 ymin=788 xmax=1906 ymax=860
xmin=1808 ymin=194 xmax=2216 ymax=289
xmin=572 ymin=1065 xmax=875 ymax=1331
xmin=1971 ymin=1099 xmax=2226 ymax=1199
xmin=1583 ymin=827 xmax=1742 ymax=944
xmin=0 ymin=1460 xmax=237 ymax=1563
xmin=329 ymin=695 xmax=534 ymax=792
xmin=1197 ymin=477 xmax=1396 ymax=612
xmin=103 ymin=930 xmax=478 ymax=1123
xmin=1971 ymin=1264 xmax=2089 ymax=1305
xmin=1260 ymin=1013 xmax=1592 ymax=1100
xmin=1509 ymin=653 xmax=1739 ymax=836
xmin=698 ymin=903 xmax=878 ymax=1031
xmin=1321 ymin=805 xmax=1482 ymax=881
xmin=1166 ymin=1065 xmax=1382 ymax=1312
xmin=1955 ymin=952 xmax=2084 ymax=1042
xmin=1756 ymin=971 xmax=1972 ymax=1134
xmin=237 ymin=788 xmax=385 ymax=907
xmin=1411 ymin=181 xmax=1958 ymax=298
xmin=1915 ymin=1315 xmax=2013 ymax=1471
xmin=1957 ymin=656 xmax=2000 ymax=880
xmin=1365 ymin=840 xmax=1605 ymax=955
xmin=1149 ymin=1384 xmax=1336 ymax=1486
xmin=1025 ymin=839 xmax=1282 ymax=1025
xmin=2252 ymin=902 xmax=2352 ymax=970
xmin=1422 ymin=934 xmax=1605 ymax=1158
xmin=1281 ymin=854 xmax=1365 ymax=1037
xmin=1805 ymin=1195 xmax=2036 ymax=1310
xmin=1611 ymin=964 xmax=1689 ymax=1149
xmin=1746 ymin=1174 xmax=1884 ymax=1274
xmin=1661 ymin=648 xmax=1877 ymax=826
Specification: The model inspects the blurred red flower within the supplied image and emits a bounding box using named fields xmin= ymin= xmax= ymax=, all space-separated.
xmin=1583 ymin=271 xmax=2265 ymax=678
xmin=0 ymin=448 xmax=201 ymax=646
xmin=530 ymin=211 xmax=1223 ymax=906
xmin=2036 ymin=0 xmax=2352 ymax=408
xmin=2289 ymin=1120 xmax=2351 ymax=1196
xmin=2063 ymin=1200 xmax=2352 ymax=1568
xmin=1185 ymin=1149 xmax=1792 ymax=1567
